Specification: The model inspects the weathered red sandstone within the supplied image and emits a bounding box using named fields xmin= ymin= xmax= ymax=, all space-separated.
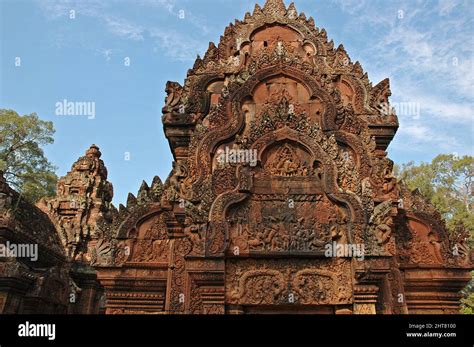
xmin=0 ymin=0 xmax=472 ymax=314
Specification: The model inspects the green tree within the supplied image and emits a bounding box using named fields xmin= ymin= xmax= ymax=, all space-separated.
xmin=460 ymin=280 xmax=474 ymax=314
xmin=0 ymin=109 xmax=58 ymax=203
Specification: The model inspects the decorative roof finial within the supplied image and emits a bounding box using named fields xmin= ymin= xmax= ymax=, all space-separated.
xmin=86 ymin=144 xmax=102 ymax=158
xmin=263 ymin=0 xmax=287 ymax=16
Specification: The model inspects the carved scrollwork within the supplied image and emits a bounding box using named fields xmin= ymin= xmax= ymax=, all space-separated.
xmin=229 ymin=269 xmax=285 ymax=305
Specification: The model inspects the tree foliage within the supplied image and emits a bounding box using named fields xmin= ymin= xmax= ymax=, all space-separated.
xmin=0 ymin=109 xmax=58 ymax=203
xmin=460 ymin=279 xmax=474 ymax=314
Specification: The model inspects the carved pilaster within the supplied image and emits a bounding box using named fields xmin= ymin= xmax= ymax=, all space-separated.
xmin=185 ymin=259 xmax=225 ymax=314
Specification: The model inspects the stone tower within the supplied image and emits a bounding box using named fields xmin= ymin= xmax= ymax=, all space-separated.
xmin=81 ymin=0 xmax=472 ymax=314
xmin=9 ymin=0 xmax=468 ymax=315
xmin=36 ymin=145 xmax=115 ymax=313
xmin=38 ymin=144 xmax=115 ymax=262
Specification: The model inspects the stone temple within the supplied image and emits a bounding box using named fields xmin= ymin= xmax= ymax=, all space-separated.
xmin=0 ymin=0 xmax=472 ymax=314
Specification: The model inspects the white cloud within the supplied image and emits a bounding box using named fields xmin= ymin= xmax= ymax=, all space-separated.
xmin=437 ymin=0 xmax=459 ymax=15
xmin=331 ymin=0 xmax=473 ymax=152
xmin=139 ymin=0 xmax=176 ymax=13
xmin=37 ymin=0 xmax=105 ymax=19
xmin=149 ymin=28 xmax=203 ymax=61
xmin=36 ymin=0 xmax=206 ymax=62
xmin=416 ymin=94 xmax=472 ymax=123
xmin=394 ymin=123 xmax=461 ymax=153
xmin=103 ymin=16 xmax=145 ymax=41
xmin=391 ymin=80 xmax=473 ymax=124
xmin=402 ymin=124 xmax=429 ymax=139
xmin=97 ymin=48 xmax=113 ymax=61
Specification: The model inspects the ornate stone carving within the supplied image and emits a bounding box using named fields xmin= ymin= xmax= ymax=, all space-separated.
xmin=37 ymin=144 xmax=115 ymax=261
xmin=9 ymin=0 xmax=468 ymax=315
xmin=226 ymin=259 xmax=352 ymax=306
xmin=369 ymin=200 xmax=394 ymax=246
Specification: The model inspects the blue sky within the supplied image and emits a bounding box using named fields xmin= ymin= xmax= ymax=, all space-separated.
xmin=1 ymin=0 xmax=473 ymax=206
